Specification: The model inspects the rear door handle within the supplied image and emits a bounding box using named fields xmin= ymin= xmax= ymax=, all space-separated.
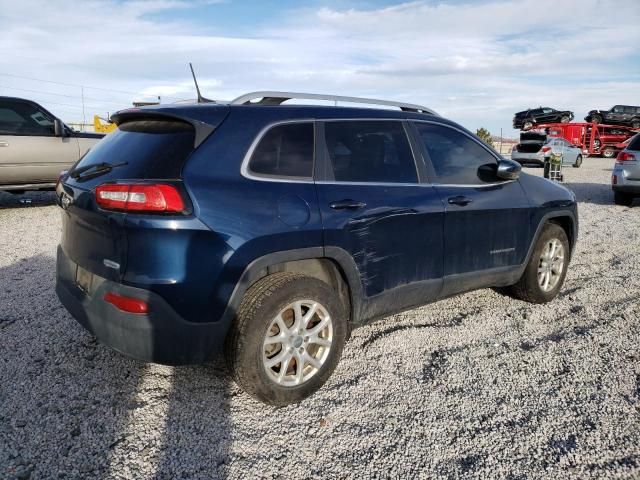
xmin=329 ymin=199 xmax=367 ymax=210
xmin=448 ymin=195 xmax=473 ymax=206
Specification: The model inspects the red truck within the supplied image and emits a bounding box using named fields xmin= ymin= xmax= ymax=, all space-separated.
xmin=534 ymin=122 xmax=638 ymax=158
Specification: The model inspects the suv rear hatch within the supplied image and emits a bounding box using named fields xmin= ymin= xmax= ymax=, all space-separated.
xmin=57 ymin=106 xmax=229 ymax=281
xmin=515 ymin=131 xmax=547 ymax=153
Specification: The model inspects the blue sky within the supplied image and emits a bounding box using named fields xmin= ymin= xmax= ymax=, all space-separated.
xmin=0 ymin=0 xmax=638 ymax=136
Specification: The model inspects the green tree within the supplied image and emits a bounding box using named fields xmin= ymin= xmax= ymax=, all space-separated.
xmin=476 ymin=127 xmax=494 ymax=148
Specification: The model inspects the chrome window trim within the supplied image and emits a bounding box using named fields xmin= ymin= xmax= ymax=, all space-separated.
xmin=240 ymin=119 xmax=316 ymax=184
xmin=240 ymin=118 xmax=515 ymax=189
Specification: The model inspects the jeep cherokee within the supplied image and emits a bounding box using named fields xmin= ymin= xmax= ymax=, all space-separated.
xmin=55 ymin=92 xmax=578 ymax=405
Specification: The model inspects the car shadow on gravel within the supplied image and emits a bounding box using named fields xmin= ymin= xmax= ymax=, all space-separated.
xmin=0 ymin=254 xmax=234 ymax=479
xmin=0 ymin=191 xmax=56 ymax=209
xmin=564 ymin=182 xmax=637 ymax=206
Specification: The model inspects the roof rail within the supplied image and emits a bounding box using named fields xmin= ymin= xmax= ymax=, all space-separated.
xmin=230 ymin=91 xmax=438 ymax=115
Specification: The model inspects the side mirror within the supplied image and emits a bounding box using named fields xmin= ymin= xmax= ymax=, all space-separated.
xmin=497 ymin=159 xmax=521 ymax=180
xmin=54 ymin=118 xmax=68 ymax=137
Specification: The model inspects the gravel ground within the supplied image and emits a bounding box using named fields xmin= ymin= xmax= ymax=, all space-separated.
xmin=1 ymin=157 xmax=639 ymax=479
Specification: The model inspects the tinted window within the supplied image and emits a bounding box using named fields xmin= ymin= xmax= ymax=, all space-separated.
xmin=249 ymin=123 xmax=314 ymax=179
xmin=623 ymin=106 xmax=636 ymax=114
xmin=628 ymin=134 xmax=640 ymax=151
xmin=0 ymin=100 xmax=54 ymax=135
xmin=613 ymin=106 xmax=624 ymax=113
xmin=414 ymin=123 xmax=498 ymax=184
xmin=68 ymin=120 xmax=195 ymax=187
xmin=542 ymin=108 xmax=553 ymax=114
xmin=323 ymin=121 xmax=417 ymax=183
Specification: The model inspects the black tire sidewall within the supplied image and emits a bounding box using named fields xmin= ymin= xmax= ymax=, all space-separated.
xmin=229 ymin=275 xmax=348 ymax=405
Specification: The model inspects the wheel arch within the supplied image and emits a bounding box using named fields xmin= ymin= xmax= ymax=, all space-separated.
xmin=219 ymin=247 xmax=363 ymax=330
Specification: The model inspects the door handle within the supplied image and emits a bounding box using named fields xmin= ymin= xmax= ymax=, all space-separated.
xmin=448 ymin=195 xmax=473 ymax=206
xmin=0 ymin=141 xmax=8 ymax=147
xmin=329 ymin=199 xmax=367 ymax=210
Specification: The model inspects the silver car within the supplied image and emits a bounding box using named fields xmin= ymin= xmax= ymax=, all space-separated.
xmin=0 ymin=97 xmax=104 ymax=192
xmin=511 ymin=136 xmax=583 ymax=168
xmin=612 ymin=133 xmax=640 ymax=206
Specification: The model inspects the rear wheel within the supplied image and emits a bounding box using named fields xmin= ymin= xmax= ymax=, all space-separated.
xmin=523 ymin=120 xmax=533 ymax=130
xmin=602 ymin=147 xmax=616 ymax=159
xmin=573 ymin=155 xmax=583 ymax=168
xmin=560 ymin=115 xmax=570 ymax=123
xmin=225 ymin=272 xmax=347 ymax=406
xmin=614 ymin=191 xmax=634 ymax=206
xmin=631 ymin=118 xmax=640 ymax=129
xmin=508 ymin=223 xmax=570 ymax=303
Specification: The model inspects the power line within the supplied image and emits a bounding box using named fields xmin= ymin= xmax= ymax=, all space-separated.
xmin=0 ymin=84 xmax=129 ymax=108
xmin=0 ymin=72 xmax=183 ymax=101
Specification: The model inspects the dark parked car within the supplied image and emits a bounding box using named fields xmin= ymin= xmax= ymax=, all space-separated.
xmin=55 ymin=92 xmax=579 ymax=405
xmin=585 ymin=105 xmax=640 ymax=129
xmin=513 ymin=107 xmax=574 ymax=130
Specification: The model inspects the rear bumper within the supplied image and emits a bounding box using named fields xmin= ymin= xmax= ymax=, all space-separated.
xmin=512 ymin=153 xmax=545 ymax=166
xmin=612 ymin=163 xmax=640 ymax=194
xmin=55 ymin=245 xmax=228 ymax=365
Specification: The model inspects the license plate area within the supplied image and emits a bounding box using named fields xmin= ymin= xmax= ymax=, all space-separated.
xmin=75 ymin=265 xmax=93 ymax=294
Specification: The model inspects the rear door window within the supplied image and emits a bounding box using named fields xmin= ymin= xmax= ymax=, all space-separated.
xmin=413 ymin=122 xmax=498 ymax=184
xmin=247 ymin=123 xmax=314 ymax=179
xmin=627 ymin=134 xmax=640 ymax=151
xmin=322 ymin=120 xmax=418 ymax=183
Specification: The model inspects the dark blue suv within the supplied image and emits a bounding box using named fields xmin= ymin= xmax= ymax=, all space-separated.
xmin=55 ymin=92 xmax=578 ymax=405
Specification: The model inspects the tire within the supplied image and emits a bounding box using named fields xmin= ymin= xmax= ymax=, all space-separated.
xmin=591 ymin=114 xmax=602 ymax=124
xmin=631 ymin=118 xmax=640 ymax=129
xmin=560 ymin=115 xmax=570 ymax=123
xmin=523 ymin=121 xmax=533 ymax=130
xmin=602 ymin=147 xmax=616 ymax=159
xmin=573 ymin=155 xmax=582 ymax=168
xmin=543 ymin=161 xmax=550 ymax=179
xmin=225 ymin=272 xmax=348 ymax=406
xmin=614 ymin=191 xmax=634 ymax=206
xmin=508 ymin=223 xmax=570 ymax=304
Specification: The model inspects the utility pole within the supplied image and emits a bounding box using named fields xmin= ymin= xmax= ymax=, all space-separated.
xmin=81 ymin=86 xmax=86 ymax=132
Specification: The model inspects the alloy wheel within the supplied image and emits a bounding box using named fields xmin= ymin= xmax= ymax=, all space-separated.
xmin=537 ymin=239 xmax=565 ymax=292
xmin=262 ymin=300 xmax=333 ymax=387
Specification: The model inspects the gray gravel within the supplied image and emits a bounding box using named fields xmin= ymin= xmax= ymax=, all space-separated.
xmin=1 ymin=157 xmax=639 ymax=479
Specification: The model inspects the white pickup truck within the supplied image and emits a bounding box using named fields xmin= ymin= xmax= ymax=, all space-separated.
xmin=0 ymin=96 xmax=104 ymax=192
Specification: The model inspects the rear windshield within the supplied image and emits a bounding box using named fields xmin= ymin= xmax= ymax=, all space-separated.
xmin=68 ymin=120 xmax=195 ymax=186
xmin=628 ymin=134 xmax=640 ymax=151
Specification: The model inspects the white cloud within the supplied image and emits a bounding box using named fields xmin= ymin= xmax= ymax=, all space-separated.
xmin=0 ymin=0 xmax=638 ymax=134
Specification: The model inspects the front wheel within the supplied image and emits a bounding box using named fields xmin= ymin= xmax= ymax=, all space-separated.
xmin=591 ymin=114 xmax=602 ymax=124
xmin=523 ymin=120 xmax=533 ymax=130
xmin=631 ymin=118 xmax=640 ymax=129
xmin=573 ymin=155 xmax=583 ymax=168
xmin=225 ymin=272 xmax=348 ymax=406
xmin=560 ymin=115 xmax=570 ymax=123
xmin=507 ymin=223 xmax=570 ymax=303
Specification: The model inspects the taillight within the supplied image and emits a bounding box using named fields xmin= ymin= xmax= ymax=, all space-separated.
xmin=95 ymin=183 xmax=185 ymax=213
xmin=104 ymin=292 xmax=149 ymax=314
xmin=541 ymin=146 xmax=551 ymax=153
xmin=617 ymin=151 xmax=636 ymax=162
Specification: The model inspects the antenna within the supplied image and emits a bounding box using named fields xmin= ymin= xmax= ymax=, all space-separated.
xmin=189 ymin=63 xmax=214 ymax=103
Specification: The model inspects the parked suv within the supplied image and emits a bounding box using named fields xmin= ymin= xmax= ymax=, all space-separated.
xmin=513 ymin=107 xmax=574 ymax=130
xmin=585 ymin=105 xmax=640 ymax=129
xmin=0 ymin=97 xmax=104 ymax=192
xmin=612 ymin=133 xmax=640 ymax=206
xmin=55 ymin=92 xmax=578 ymax=405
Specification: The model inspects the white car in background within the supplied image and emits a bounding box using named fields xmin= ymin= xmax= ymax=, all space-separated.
xmin=511 ymin=135 xmax=583 ymax=169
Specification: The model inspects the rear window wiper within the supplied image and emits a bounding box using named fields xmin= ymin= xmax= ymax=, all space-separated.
xmin=70 ymin=161 xmax=128 ymax=180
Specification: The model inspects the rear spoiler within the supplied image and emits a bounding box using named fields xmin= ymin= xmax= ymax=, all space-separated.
xmin=111 ymin=106 xmax=230 ymax=148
